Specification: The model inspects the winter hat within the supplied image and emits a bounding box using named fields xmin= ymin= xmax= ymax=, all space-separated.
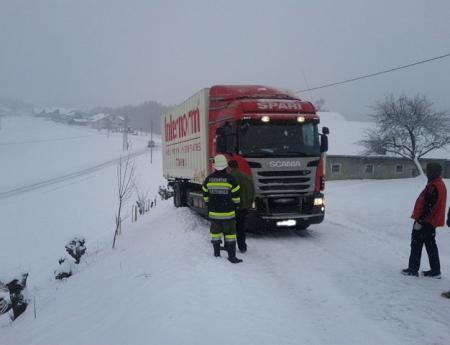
xmin=214 ymin=154 xmax=228 ymax=170
xmin=426 ymin=162 xmax=442 ymax=181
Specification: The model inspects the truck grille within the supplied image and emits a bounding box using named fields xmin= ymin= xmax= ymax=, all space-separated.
xmin=267 ymin=197 xmax=300 ymax=213
xmin=246 ymin=158 xmax=319 ymax=215
xmin=255 ymin=170 xmax=312 ymax=194
xmin=257 ymin=170 xmax=311 ymax=177
xmin=259 ymin=177 xmax=309 ymax=184
xmin=260 ymin=184 xmax=310 ymax=191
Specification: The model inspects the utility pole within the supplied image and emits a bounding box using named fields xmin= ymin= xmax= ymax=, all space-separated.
xmin=122 ymin=116 xmax=129 ymax=151
xmin=150 ymin=119 xmax=153 ymax=164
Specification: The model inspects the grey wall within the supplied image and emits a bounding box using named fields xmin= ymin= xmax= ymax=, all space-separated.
xmin=326 ymin=155 xmax=450 ymax=180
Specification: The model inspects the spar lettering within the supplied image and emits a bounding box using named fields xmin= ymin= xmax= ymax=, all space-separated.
xmin=164 ymin=107 xmax=201 ymax=142
xmin=257 ymin=101 xmax=302 ymax=111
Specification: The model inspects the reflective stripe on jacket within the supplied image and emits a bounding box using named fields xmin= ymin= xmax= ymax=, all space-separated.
xmin=202 ymin=169 xmax=240 ymax=220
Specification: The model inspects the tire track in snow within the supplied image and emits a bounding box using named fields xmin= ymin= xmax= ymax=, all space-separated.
xmin=245 ymin=229 xmax=402 ymax=344
xmin=0 ymin=149 xmax=149 ymax=200
xmin=283 ymin=221 xmax=449 ymax=345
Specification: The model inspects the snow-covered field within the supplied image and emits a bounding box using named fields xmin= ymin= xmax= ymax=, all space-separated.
xmin=1 ymin=115 xmax=450 ymax=345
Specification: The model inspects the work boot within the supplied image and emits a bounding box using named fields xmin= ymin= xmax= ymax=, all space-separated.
xmin=226 ymin=242 xmax=242 ymax=264
xmin=422 ymin=270 xmax=441 ymax=279
xmin=238 ymin=243 xmax=247 ymax=253
xmin=401 ymin=268 xmax=418 ymax=277
xmin=212 ymin=242 xmax=221 ymax=257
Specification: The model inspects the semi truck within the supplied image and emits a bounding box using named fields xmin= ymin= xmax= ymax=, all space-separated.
xmin=161 ymin=85 xmax=329 ymax=229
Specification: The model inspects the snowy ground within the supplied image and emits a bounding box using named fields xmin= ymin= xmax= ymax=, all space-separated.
xmin=1 ymin=115 xmax=450 ymax=345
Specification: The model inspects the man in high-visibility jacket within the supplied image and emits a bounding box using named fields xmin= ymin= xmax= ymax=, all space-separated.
xmin=202 ymin=154 xmax=242 ymax=264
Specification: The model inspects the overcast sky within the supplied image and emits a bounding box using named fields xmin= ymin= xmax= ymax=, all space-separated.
xmin=1 ymin=0 xmax=449 ymax=119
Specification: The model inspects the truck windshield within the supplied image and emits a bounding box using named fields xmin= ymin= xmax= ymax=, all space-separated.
xmin=238 ymin=121 xmax=320 ymax=157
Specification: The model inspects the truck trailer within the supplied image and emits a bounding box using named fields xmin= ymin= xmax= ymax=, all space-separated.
xmin=162 ymin=85 xmax=329 ymax=229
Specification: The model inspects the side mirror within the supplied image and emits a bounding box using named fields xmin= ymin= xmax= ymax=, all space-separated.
xmin=322 ymin=126 xmax=330 ymax=135
xmin=320 ymin=134 xmax=328 ymax=153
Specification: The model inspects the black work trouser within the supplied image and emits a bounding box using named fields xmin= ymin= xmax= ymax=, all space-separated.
xmin=235 ymin=209 xmax=248 ymax=250
xmin=408 ymin=223 xmax=440 ymax=273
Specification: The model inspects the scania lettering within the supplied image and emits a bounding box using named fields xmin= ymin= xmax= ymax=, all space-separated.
xmin=162 ymin=85 xmax=329 ymax=229
xmin=269 ymin=161 xmax=302 ymax=168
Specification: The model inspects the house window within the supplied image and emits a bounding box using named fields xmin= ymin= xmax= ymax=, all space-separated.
xmin=396 ymin=164 xmax=403 ymax=174
xmin=331 ymin=164 xmax=341 ymax=174
xmin=365 ymin=164 xmax=374 ymax=174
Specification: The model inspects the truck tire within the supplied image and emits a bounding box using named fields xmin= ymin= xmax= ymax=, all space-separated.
xmin=173 ymin=182 xmax=187 ymax=208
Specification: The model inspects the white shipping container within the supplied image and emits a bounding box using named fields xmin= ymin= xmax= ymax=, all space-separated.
xmin=162 ymin=88 xmax=210 ymax=185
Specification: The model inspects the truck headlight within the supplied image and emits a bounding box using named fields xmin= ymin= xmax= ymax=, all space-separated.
xmin=314 ymin=197 xmax=324 ymax=206
xmin=261 ymin=116 xmax=270 ymax=123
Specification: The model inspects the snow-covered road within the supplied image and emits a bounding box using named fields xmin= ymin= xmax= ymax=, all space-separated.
xmin=0 ymin=148 xmax=149 ymax=200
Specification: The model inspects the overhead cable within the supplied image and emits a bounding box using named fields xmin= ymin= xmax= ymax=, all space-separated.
xmin=295 ymin=52 xmax=450 ymax=93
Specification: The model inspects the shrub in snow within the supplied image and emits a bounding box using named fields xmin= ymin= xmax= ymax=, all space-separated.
xmin=0 ymin=285 xmax=11 ymax=315
xmin=65 ymin=236 xmax=86 ymax=264
xmin=0 ymin=273 xmax=29 ymax=321
xmin=54 ymin=257 xmax=73 ymax=280
xmin=55 ymin=237 xmax=87 ymax=280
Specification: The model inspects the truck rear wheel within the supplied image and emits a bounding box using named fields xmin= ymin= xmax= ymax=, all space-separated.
xmin=173 ymin=182 xmax=187 ymax=208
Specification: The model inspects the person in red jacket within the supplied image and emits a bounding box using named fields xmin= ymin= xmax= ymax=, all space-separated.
xmin=402 ymin=162 xmax=447 ymax=278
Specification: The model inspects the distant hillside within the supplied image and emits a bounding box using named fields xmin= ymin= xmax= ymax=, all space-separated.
xmin=92 ymin=101 xmax=172 ymax=134
xmin=0 ymin=97 xmax=33 ymax=115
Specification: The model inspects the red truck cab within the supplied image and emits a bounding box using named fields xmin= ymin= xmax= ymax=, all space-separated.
xmin=163 ymin=85 xmax=329 ymax=229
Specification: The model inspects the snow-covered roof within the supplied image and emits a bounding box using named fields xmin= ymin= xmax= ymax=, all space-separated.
xmin=90 ymin=113 xmax=110 ymax=122
xmin=318 ymin=112 xmax=373 ymax=156
xmin=33 ymin=107 xmax=78 ymax=116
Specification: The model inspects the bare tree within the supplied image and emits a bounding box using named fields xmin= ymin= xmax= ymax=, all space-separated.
xmin=360 ymin=94 xmax=450 ymax=175
xmin=112 ymin=154 xmax=135 ymax=249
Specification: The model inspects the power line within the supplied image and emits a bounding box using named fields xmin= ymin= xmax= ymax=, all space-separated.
xmin=295 ymin=52 xmax=450 ymax=94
